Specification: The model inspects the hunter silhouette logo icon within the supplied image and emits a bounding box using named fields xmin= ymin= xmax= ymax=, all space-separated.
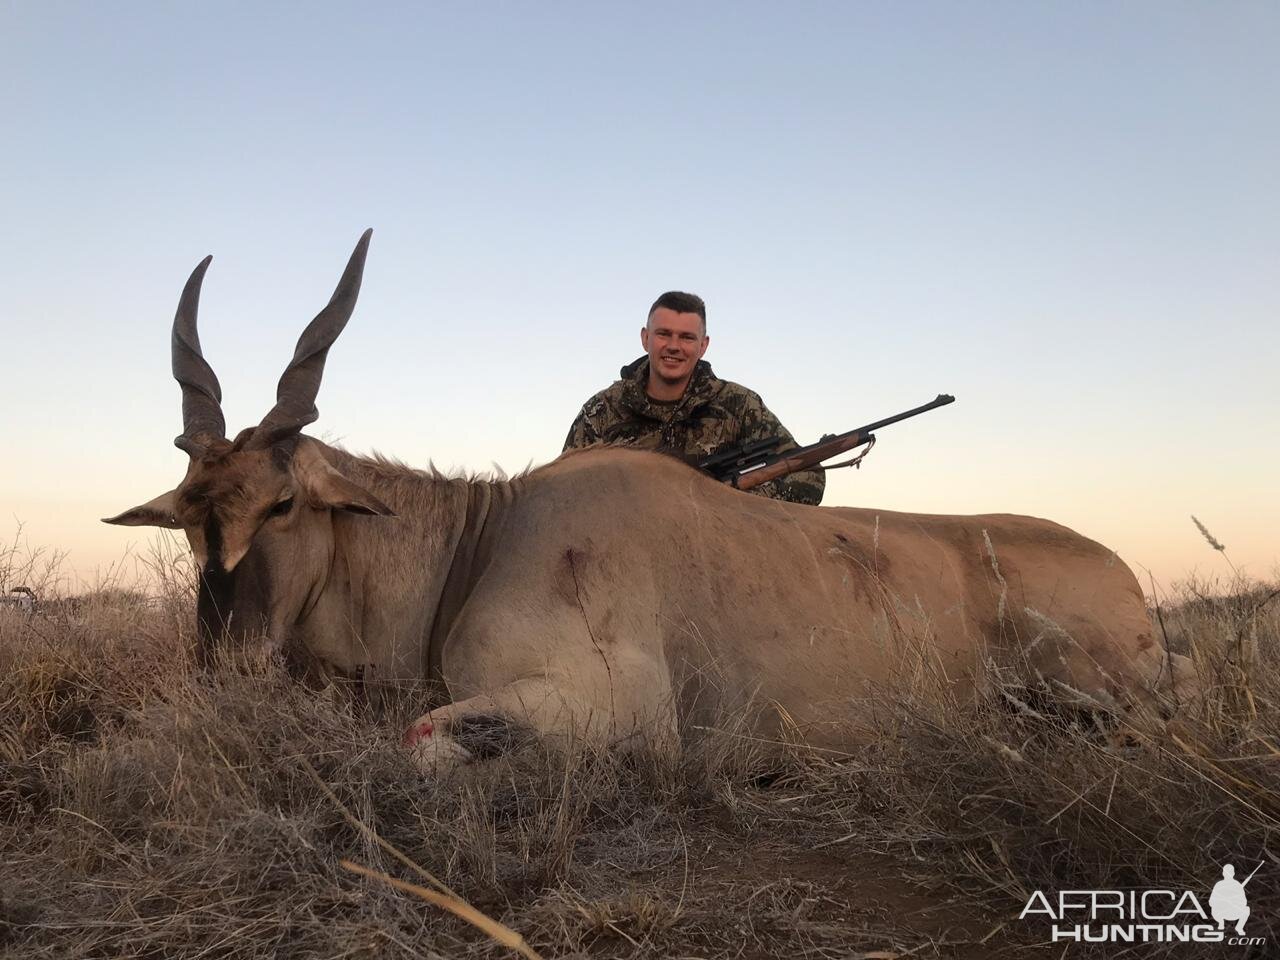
xmin=1020 ymin=859 xmax=1267 ymax=945
xmin=1210 ymin=863 xmax=1261 ymax=936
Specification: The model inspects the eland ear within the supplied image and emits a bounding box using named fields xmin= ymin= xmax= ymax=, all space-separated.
xmin=102 ymin=490 xmax=182 ymax=528
xmin=302 ymin=466 xmax=396 ymax=516
xmin=293 ymin=442 xmax=395 ymax=517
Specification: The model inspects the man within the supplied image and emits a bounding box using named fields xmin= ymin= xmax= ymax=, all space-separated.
xmin=563 ymin=291 xmax=824 ymax=505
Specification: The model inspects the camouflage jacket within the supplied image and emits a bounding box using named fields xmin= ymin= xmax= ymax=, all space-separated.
xmin=563 ymin=357 xmax=825 ymax=505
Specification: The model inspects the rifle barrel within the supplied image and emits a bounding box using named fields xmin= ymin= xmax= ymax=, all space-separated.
xmin=854 ymin=393 xmax=954 ymax=437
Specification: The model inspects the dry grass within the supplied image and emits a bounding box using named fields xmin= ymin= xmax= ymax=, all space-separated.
xmin=2 ymin=530 xmax=1278 ymax=958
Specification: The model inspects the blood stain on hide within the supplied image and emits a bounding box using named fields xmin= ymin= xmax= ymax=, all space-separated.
xmin=402 ymin=721 xmax=434 ymax=746
xmin=555 ymin=547 xmax=588 ymax=607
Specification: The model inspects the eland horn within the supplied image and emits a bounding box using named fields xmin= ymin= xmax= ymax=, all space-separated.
xmin=251 ymin=228 xmax=372 ymax=447
xmin=172 ymin=255 xmax=226 ymax=456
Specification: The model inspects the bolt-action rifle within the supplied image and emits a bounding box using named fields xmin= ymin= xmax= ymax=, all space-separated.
xmin=697 ymin=394 xmax=956 ymax=492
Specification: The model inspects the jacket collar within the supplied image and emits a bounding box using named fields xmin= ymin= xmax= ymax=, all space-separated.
xmin=618 ymin=355 xmax=721 ymax=418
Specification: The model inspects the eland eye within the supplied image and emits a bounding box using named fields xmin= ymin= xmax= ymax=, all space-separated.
xmin=269 ymin=497 xmax=295 ymax=518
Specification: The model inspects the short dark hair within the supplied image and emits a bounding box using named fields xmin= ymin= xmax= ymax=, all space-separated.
xmin=648 ymin=291 xmax=706 ymax=329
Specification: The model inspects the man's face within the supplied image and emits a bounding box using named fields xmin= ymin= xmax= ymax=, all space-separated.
xmin=641 ymin=307 xmax=709 ymax=388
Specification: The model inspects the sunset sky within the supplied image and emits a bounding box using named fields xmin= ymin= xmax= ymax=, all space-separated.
xmin=2 ymin=2 xmax=1276 ymax=596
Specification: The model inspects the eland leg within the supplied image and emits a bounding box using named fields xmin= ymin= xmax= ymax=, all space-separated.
xmin=403 ymin=673 xmax=677 ymax=770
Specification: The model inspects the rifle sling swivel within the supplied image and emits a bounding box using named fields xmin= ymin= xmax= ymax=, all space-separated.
xmin=820 ymin=434 xmax=876 ymax=472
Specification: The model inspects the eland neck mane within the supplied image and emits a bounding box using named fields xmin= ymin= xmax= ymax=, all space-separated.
xmin=305 ymin=441 xmax=530 ymax=685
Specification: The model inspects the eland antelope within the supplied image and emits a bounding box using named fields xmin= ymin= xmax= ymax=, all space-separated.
xmin=107 ymin=231 xmax=1183 ymax=764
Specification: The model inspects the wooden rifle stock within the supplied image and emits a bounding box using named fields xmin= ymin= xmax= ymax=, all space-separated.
xmin=733 ymin=431 xmax=871 ymax=491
